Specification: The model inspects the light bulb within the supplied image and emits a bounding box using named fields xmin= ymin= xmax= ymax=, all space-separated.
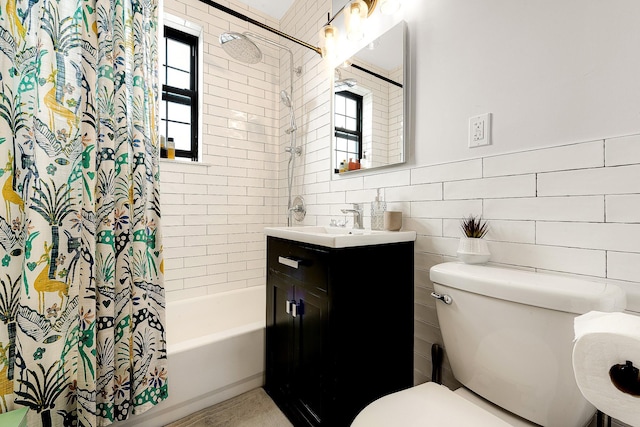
xmin=319 ymin=25 xmax=338 ymax=59
xmin=345 ymin=0 xmax=368 ymax=41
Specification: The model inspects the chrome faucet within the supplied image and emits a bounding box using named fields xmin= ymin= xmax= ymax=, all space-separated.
xmin=340 ymin=203 xmax=364 ymax=229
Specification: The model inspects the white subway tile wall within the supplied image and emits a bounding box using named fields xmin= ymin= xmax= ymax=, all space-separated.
xmin=605 ymin=134 xmax=640 ymax=167
xmin=538 ymin=164 xmax=640 ymax=196
xmin=483 ymin=140 xmax=604 ymax=177
xmin=607 ymin=194 xmax=640 ymax=223
xmin=160 ymin=0 xmax=640 ymax=396
xmin=160 ymin=0 xmax=283 ymax=301
xmin=321 ymin=134 xmax=640 ymax=386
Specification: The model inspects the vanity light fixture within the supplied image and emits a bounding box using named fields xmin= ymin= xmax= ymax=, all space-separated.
xmin=320 ymin=0 xmax=401 ymax=58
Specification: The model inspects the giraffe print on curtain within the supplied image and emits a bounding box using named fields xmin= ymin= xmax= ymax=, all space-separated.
xmin=0 ymin=0 xmax=168 ymax=424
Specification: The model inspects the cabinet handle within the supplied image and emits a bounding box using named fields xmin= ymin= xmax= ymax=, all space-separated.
xmin=278 ymin=256 xmax=299 ymax=269
xmin=286 ymin=300 xmax=301 ymax=317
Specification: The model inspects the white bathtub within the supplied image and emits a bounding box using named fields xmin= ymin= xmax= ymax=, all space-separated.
xmin=115 ymin=286 xmax=266 ymax=427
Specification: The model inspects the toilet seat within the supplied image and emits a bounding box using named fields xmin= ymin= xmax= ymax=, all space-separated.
xmin=351 ymin=382 xmax=520 ymax=427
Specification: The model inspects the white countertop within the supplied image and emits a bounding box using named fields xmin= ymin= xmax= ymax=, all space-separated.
xmin=264 ymin=226 xmax=416 ymax=249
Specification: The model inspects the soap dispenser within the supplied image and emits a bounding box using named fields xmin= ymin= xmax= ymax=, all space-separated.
xmin=371 ymin=188 xmax=386 ymax=230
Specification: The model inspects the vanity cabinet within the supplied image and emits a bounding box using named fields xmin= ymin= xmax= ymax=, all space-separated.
xmin=265 ymin=236 xmax=414 ymax=427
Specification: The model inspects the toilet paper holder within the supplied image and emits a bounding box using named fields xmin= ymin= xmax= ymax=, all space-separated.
xmin=609 ymin=360 xmax=640 ymax=397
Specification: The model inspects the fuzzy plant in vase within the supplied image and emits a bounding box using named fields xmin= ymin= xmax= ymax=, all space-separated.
xmin=457 ymin=215 xmax=490 ymax=264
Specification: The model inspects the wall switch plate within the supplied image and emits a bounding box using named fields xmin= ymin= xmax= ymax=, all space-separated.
xmin=469 ymin=113 xmax=491 ymax=148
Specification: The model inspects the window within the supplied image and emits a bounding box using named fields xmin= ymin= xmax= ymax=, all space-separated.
xmin=161 ymin=26 xmax=199 ymax=161
xmin=334 ymin=91 xmax=363 ymax=171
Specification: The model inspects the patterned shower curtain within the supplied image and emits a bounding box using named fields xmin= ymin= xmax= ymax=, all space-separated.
xmin=0 ymin=0 xmax=167 ymax=424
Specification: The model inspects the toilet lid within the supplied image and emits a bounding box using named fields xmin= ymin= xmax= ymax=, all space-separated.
xmin=351 ymin=382 xmax=513 ymax=427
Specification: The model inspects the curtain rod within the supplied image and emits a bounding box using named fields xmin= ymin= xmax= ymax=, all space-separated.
xmin=198 ymin=0 xmax=323 ymax=56
xmin=351 ymin=63 xmax=403 ymax=88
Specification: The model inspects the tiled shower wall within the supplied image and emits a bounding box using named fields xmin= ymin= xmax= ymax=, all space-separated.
xmin=160 ymin=0 xmax=283 ymax=301
xmin=159 ymin=0 xmax=334 ymax=302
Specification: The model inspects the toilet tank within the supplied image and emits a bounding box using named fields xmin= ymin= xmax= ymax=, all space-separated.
xmin=430 ymin=263 xmax=626 ymax=427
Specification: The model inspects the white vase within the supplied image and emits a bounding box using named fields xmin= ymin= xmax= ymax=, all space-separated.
xmin=457 ymin=237 xmax=490 ymax=264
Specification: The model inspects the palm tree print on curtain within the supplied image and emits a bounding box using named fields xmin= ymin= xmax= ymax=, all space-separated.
xmin=0 ymin=0 xmax=167 ymax=423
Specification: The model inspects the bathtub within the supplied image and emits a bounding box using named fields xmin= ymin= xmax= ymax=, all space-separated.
xmin=115 ymin=286 xmax=266 ymax=427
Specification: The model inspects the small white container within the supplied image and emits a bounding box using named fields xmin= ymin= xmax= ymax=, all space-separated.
xmin=457 ymin=237 xmax=490 ymax=264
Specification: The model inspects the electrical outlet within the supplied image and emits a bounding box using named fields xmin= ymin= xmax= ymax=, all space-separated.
xmin=473 ymin=120 xmax=484 ymax=142
xmin=469 ymin=113 xmax=491 ymax=148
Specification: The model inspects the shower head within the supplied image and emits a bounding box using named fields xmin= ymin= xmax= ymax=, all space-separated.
xmin=219 ymin=32 xmax=262 ymax=64
xmin=334 ymin=68 xmax=357 ymax=91
xmin=280 ymin=90 xmax=296 ymax=133
xmin=280 ymin=90 xmax=292 ymax=108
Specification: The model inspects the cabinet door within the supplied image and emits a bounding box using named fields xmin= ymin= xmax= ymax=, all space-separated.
xmin=266 ymin=271 xmax=295 ymax=397
xmin=292 ymin=285 xmax=329 ymax=426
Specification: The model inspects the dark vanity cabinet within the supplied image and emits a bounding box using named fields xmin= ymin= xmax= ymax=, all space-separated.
xmin=265 ymin=236 xmax=414 ymax=427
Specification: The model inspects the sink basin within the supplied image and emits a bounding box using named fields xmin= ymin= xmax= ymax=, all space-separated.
xmin=264 ymin=226 xmax=417 ymax=248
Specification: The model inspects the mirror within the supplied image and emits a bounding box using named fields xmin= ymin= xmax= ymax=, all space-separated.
xmin=333 ymin=21 xmax=407 ymax=175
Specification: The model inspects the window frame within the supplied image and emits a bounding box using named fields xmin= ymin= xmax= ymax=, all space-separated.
xmin=161 ymin=25 xmax=199 ymax=161
xmin=334 ymin=90 xmax=363 ymax=170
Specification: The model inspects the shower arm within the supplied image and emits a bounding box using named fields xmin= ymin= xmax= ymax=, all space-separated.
xmin=199 ymin=0 xmax=322 ymax=56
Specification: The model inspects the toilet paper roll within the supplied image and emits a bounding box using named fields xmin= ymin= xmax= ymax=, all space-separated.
xmin=573 ymin=311 xmax=640 ymax=427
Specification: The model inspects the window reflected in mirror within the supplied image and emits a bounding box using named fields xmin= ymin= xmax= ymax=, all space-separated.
xmin=334 ymin=91 xmax=363 ymax=172
xmin=333 ymin=21 xmax=406 ymax=175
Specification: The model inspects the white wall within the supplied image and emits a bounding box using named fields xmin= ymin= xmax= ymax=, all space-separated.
xmin=404 ymin=0 xmax=640 ymax=165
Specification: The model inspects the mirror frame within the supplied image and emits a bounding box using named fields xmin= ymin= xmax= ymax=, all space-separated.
xmin=331 ymin=20 xmax=408 ymax=177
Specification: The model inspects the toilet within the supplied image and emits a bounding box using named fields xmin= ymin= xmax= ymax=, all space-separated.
xmin=352 ymin=262 xmax=626 ymax=427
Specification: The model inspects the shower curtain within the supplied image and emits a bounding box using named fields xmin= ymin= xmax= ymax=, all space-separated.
xmin=0 ymin=0 xmax=167 ymax=425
